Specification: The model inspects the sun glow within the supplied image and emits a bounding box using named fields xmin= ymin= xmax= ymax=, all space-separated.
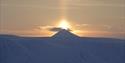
xmin=58 ymin=19 xmax=71 ymax=30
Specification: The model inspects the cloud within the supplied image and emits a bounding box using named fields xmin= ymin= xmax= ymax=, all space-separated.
xmin=75 ymin=24 xmax=112 ymax=31
xmin=49 ymin=27 xmax=71 ymax=32
xmin=38 ymin=26 xmax=55 ymax=30
xmin=76 ymin=24 xmax=90 ymax=27
xmin=49 ymin=28 xmax=63 ymax=31
xmin=75 ymin=24 xmax=109 ymax=28
xmin=36 ymin=25 xmax=71 ymax=32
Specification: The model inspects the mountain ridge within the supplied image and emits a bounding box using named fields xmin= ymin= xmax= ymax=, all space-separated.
xmin=0 ymin=32 xmax=125 ymax=63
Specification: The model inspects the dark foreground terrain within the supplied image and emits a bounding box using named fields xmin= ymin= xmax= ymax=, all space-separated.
xmin=0 ymin=30 xmax=125 ymax=63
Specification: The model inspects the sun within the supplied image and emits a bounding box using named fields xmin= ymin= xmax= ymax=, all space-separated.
xmin=58 ymin=19 xmax=71 ymax=30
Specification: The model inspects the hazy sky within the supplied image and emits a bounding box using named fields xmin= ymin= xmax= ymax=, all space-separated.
xmin=0 ymin=0 xmax=125 ymax=38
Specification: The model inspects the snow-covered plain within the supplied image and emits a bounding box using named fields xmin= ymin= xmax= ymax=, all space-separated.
xmin=0 ymin=30 xmax=125 ymax=63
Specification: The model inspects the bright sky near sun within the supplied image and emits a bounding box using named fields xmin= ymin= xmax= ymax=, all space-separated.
xmin=58 ymin=19 xmax=71 ymax=30
xmin=0 ymin=0 xmax=125 ymax=39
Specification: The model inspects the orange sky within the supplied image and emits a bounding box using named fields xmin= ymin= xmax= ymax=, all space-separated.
xmin=0 ymin=0 xmax=125 ymax=39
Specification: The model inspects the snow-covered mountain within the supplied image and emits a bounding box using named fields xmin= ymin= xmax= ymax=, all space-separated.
xmin=0 ymin=30 xmax=125 ymax=63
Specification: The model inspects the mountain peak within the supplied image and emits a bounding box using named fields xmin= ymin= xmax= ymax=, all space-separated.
xmin=52 ymin=29 xmax=79 ymax=39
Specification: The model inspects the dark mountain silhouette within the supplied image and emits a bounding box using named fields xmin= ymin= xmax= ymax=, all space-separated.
xmin=52 ymin=29 xmax=80 ymax=42
xmin=0 ymin=30 xmax=125 ymax=63
xmin=52 ymin=29 xmax=78 ymax=38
